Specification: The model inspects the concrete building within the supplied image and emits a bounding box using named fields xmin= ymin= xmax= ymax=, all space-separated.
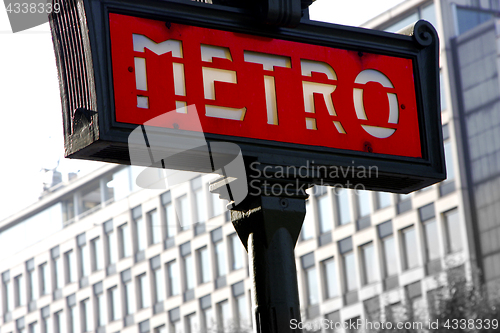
xmin=1 ymin=0 xmax=500 ymax=332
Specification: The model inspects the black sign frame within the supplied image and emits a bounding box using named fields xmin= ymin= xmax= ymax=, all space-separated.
xmin=50 ymin=0 xmax=444 ymax=193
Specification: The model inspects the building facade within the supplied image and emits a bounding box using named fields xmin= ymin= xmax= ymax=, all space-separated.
xmin=1 ymin=0 xmax=500 ymax=332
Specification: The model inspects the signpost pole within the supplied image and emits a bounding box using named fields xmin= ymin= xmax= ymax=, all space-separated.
xmin=212 ymin=177 xmax=308 ymax=332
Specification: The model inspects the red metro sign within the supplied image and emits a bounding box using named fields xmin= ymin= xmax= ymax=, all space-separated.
xmin=110 ymin=13 xmax=421 ymax=158
xmin=50 ymin=0 xmax=444 ymax=193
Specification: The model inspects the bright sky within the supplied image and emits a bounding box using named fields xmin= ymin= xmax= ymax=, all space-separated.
xmin=0 ymin=0 xmax=405 ymax=221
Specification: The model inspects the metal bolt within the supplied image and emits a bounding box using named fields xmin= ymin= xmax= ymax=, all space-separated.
xmin=401 ymin=104 xmax=406 ymax=110
xmin=165 ymin=22 xmax=171 ymax=29
xmin=364 ymin=142 xmax=373 ymax=153
xmin=280 ymin=198 xmax=289 ymax=208
xmin=173 ymin=123 xmax=179 ymax=129
xmin=358 ymin=51 xmax=363 ymax=57
xmin=127 ymin=66 xmax=133 ymax=73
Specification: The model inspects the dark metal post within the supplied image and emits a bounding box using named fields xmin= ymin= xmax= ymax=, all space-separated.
xmin=230 ymin=183 xmax=308 ymax=332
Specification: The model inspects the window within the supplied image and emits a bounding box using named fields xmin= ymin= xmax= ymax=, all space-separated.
xmin=235 ymin=293 xmax=248 ymax=328
xmin=384 ymin=238 xmax=398 ymax=277
xmin=68 ymin=296 xmax=77 ymax=333
xmin=384 ymin=12 xmax=419 ymax=32
xmin=386 ymin=302 xmax=405 ymax=322
xmin=301 ymin=200 xmax=314 ymax=240
xmin=217 ymin=300 xmax=231 ymax=331
xmin=420 ymin=202 xmax=439 ymax=266
xmin=79 ymin=242 xmax=91 ymax=278
xmin=364 ymin=297 xmax=381 ymax=322
xmin=94 ymin=283 xmax=106 ymax=328
xmin=193 ymin=178 xmax=207 ymax=224
xmin=17 ymin=317 xmax=26 ymax=333
xmin=360 ymin=242 xmax=377 ymax=285
xmin=177 ymin=195 xmax=190 ymax=231
xmin=405 ymin=281 xmax=423 ymax=322
xmin=108 ymin=286 xmax=120 ymax=321
xmin=232 ymin=281 xmax=249 ymax=328
xmin=212 ymin=228 xmax=227 ymax=287
xmin=440 ymin=124 xmax=455 ymax=196
xmin=134 ymin=207 xmax=147 ymax=252
xmin=230 ymin=234 xmax=244 ymax=271
xmin=26 ymin=260 xmax=36 ymax=304
xmin=39 ymin=263 xmax=49 ymax=296
xmin=455 ymin=5 xmax=495 ymax=35
xmin=41 ymin=306 xmax=51 ymax=333
xmin=155 ymin=325 xmax=166 ymax=333
xmin=184 ymin=253 xmax=196 ymax=291
xmin=54 ymin=310 xmax=63 ymax=333
xmin=376 ymin=192 xmax=391 ymax=209
xmin=172 ymin=319 xmax=182 ymax=333
xmin=336 ymin=188 xmax=351 ymax=225
xmin=167 ymin=260 xmax=180 ymax=296
xmin=123 ymin=272 xmax=135 ymax=316
xmin=200 ymin=294 xmax=214 ymax=331
xmin=14 ymin=274 xmax=25 ymax=307
xmin=81 ymin=299 xmax=92 ymax=332
xmin=91 ymin=237 xmax=104 ymax=271
xmin=397 ymin=193 xmax=412 ymax=214
xmin=119 ymin=223 xmax=131 ymax=258
xmin=3 ymin=272 xmax=13 ymax=313
xmin=203 ymin=306 xmax=215 ymax=332
xmin=65 ymin=250 xmax=77 ymax=284
xmin=214 ymin=240 xmax=227 ymax=278
xmin=343 ymin=252 xmax=357 ymax=292
xmin=443 ymin=138 xmax=455 ymax=182
xmin=139 ymin=320 xmax=150 ymax=333
xmin=356 ymin=190 xmax=371 ymax=217
xmin=148 ymin=210 xmax=161 ymax=245
xmin=379 ymin=221 xmax=398 ymax=277
xmin=306 ymin=266 xmax=319 ymax=305
xmin=186 ymin=313 xmax=198 ymax=333
xmin=211 ymin=192 xmax=223 ymax=217
xmin=440 ymin=70 xmax=447 ymax=111
xmin=29 ymin=321 xmax=39 ymax=333
xmin=401 ymin=226 xmax=419 ymax=270
xmin=197 ymin=247 xmax=211 ymax=284
xmin=423 ymin=218 xmax=440 ymax=261
xmin=301 ymin=253 xmax=319 ymax=306
xmin=444 ymin=209 xmax=462 ymax=253
xmin=317 ymin=187 xmax=332 ymax=233
xmin=163 ymin=192 xmax=177 ymax=238
xmin=322 ymin=258 xmax=339 ymax=299
xmin=339 ymin=237 xmax=357 ymax=293
xmin=151 ymin=257 xmax=165 ymax=304
xmin=106 ymin=229 xmax=118 ymax=265
xmin=53 ymin=249 xmax=64 ymax=292
xmin=169 ymin=308 xmax=182 ymax=333
xmin=138 ymin=273 xmax=150 ymax=309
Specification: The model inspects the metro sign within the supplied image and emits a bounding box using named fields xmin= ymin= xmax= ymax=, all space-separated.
xmin=111 ymin=13 xmax=421 ymax=158
xmin=50 ymin=0 xmax=445 ymax=192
